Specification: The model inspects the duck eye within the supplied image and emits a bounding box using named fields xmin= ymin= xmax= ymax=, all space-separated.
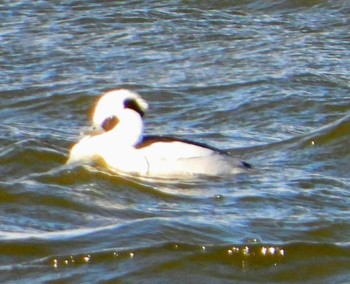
xmin=102 ymin=115 xmax=119 ymax=131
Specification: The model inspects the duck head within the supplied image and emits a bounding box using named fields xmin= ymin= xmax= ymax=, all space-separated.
xmin=67 ymin=89 xmax=149 ymax=165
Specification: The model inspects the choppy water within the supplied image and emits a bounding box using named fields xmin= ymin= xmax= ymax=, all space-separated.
xmin=1 ymin=0 xmax=350 ymax=282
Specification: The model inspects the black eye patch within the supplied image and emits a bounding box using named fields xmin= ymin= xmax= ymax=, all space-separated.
xmin=102 ymin=115 xmax=119 ymax=131
xmin=124 ymin=99 xmax=145 ymax=117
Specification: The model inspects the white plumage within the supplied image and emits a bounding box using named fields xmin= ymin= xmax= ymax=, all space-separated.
xmin=67 ymin=89 xmax=251 ymax=177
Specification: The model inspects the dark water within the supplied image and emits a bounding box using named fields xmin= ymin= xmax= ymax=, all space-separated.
xmin=1 ymin=0 xmax=350 ymax=282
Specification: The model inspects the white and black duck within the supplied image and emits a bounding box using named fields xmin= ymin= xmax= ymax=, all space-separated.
xmin=67 ymin=89 xmax=251 ymax=177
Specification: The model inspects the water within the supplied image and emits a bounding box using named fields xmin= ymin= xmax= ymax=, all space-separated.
xmin=1 ymin=0 xmax=350 ymax=282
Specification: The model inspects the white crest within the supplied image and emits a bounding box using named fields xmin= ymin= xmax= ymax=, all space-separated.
xmin=92 ymin=89 xmax=148 ymax=128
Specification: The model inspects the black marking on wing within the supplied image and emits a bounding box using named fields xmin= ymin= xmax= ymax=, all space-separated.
xmin=136 ymin=135 xmax=252 ymax=169
xmin=241 ymin=161 xmax=252 ymax=169
xmin=135 ymin=135 xmax=229 ymax=155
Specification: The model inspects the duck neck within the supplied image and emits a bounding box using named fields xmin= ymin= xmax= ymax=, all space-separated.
xmin=107 ymin=109 xmax=144 ymax=146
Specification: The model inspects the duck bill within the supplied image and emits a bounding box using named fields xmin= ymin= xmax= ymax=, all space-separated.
xmin=80 ymin=125 xmax=105 ymax=137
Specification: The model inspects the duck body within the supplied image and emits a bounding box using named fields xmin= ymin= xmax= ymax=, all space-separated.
xmin=134 ymin=135 xmax=249 ymax=176
xmin=67 ymin=89 xmax=251 ymax=178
